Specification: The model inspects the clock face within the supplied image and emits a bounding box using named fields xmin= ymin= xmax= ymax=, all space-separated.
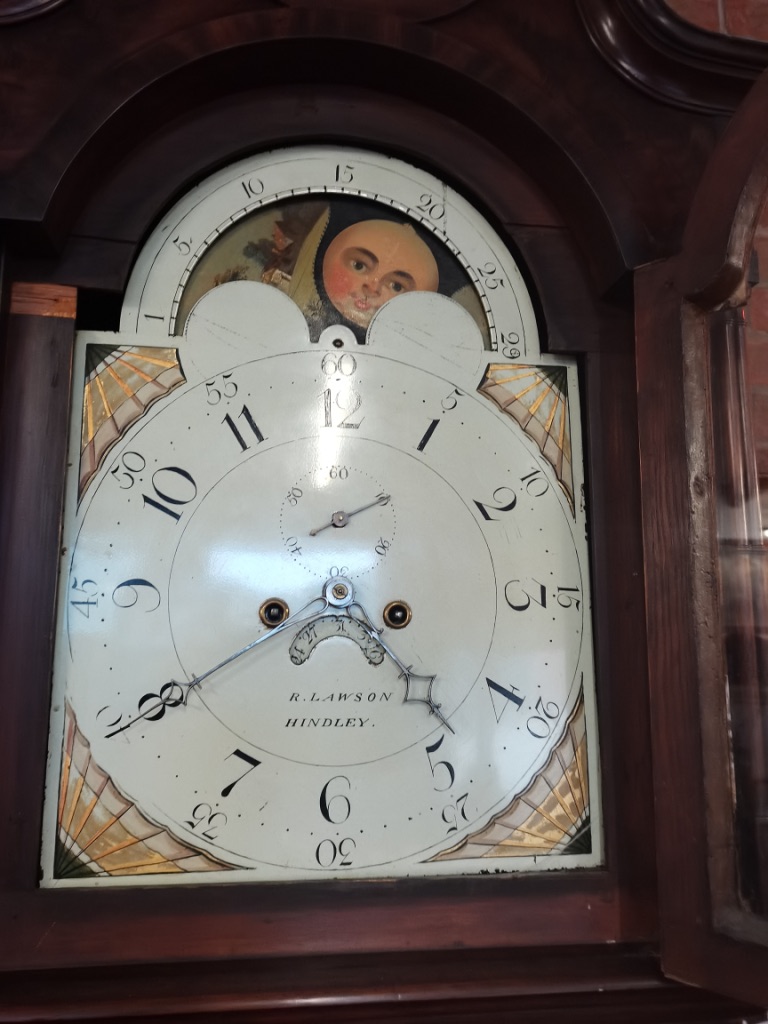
xmin=42 ymin=147 xmax=600 ymax=885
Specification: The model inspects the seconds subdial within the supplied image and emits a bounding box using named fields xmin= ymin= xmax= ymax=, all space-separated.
xmin=280 ymin=464 xmax=396 ymax=579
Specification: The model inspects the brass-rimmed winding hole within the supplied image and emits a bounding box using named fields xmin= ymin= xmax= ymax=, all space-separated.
xmin=383 ymin=601 xmax=411 ymax=629
xmin=260 ymin=598 xmax=289 ymax=628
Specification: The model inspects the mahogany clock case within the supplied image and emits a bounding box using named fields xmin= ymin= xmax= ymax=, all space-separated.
xmin=1 ymin=1 xmax=767 ymax=1020
xmin=0 ymin=111 xmax=654 ymax=1010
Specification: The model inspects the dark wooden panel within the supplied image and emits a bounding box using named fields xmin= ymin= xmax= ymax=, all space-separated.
xmin=0 ymin=305 xmax=75 ymax=891
xmin=0 ymin=945 xmax=763 ymax=1023
xmin=11 ymin=237 xmax=136 ymax=296
xmin=584 ymin=339 xmax=659 ymax=941
xmin=0 ymin=0 xmax=732 ymax=283
xmin=0 ymin=874 xmax=625 ymax=971
xmin=635 ymin=263 xmax=709 ymax=971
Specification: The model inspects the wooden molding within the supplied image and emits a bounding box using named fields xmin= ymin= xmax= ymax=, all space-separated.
xmin=578 ymin=0 xmax=768 ymax=113
xmin=0 ymin=0 xmax=68 ymax=24
xmin=0 ymin=944 xmax=762 ymax=1022
xmin=280 ymin=0 xmax=475 ymax=15
xmin=675 ymin=69 xmax=768 ymax=305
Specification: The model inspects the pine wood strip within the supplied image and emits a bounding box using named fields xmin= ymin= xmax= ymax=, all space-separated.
xmin=10 ymin=282 xmax=77 ymax=318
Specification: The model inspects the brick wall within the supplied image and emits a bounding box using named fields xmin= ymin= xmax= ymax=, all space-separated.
xmin=665 ymin=1 xmax=768 ymax=517
xmin=666 ymin=0 xmax=768 ymax=38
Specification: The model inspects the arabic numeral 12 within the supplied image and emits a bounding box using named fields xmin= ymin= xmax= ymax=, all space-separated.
xmin=323 ymin=388 xmax=363 ymax=428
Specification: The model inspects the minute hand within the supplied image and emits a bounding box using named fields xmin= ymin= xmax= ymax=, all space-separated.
xmin=104 ymin=593 xmax=327 ymax=738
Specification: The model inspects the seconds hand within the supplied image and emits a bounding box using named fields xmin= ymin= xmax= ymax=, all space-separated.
xmin=308 ymin=493 xmax=390 ymax=536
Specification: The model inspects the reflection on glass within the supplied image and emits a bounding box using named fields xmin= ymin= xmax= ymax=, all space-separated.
xmin=713 ymin=276 xmax=768 ymax=915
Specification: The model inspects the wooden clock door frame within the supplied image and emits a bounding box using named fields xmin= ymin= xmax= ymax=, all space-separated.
xmin=639 ymin=67 xmax=768 ymax=1008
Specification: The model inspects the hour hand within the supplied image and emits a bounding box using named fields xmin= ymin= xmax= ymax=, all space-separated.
xmin=349 ymin=604 xmax=454 ymax=733
xmin=308 ymin=492 xmax=390 ymax=536
xmin=401 ymin=668 xmax=454 ymax=733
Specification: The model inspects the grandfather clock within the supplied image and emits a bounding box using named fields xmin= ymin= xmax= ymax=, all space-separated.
xmin=3 ymin=1 xmax=768 ymax=1020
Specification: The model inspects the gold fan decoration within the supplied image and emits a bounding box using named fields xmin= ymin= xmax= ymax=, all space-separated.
xmin=479 ymin=364 xmax=573 ymax=513
xmin=79 ymin=345 xmax=185 ymax=499
xmin=430 ymin=694 xmax=590 ymax=862
xmin=54 ymin=705 xmax=231 ymax=879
